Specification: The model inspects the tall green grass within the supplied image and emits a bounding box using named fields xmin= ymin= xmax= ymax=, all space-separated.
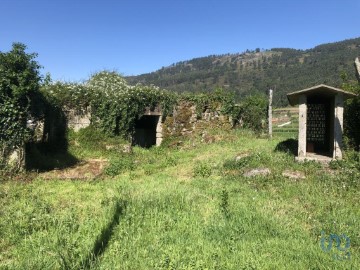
xmin=1 ymin=128 xmax=359 ymax=269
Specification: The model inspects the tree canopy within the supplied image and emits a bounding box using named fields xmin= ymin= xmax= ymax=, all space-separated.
xmin=0 ymin=43 xmax=43 ymax=150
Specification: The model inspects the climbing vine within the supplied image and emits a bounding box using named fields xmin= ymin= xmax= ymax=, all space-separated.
xmin=42 ymin=71 xmax=177 ymax=138
xmin=0 ymin=43 xmax=42 ymax=169
xmin=87 ymin=71 xmax=177 ymax=137
xmin=342 ymin=74 xmax=360 ymax=150
xmin=0 ymin=95 xmax=31 ymax=149
xmin=180 ymin=88 xmax=236 ymax=117
xmin=41 ymin=81 xmax=91 ymax=112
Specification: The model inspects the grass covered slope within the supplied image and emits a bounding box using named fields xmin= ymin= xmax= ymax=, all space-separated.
xmin=1 ymin=129 xmax=359 ymax=269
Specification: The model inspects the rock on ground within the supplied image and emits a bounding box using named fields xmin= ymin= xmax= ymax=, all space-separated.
xmin=243 ymin=168 xmax=271 ymax=177
xmin=282 ymin=170 xmax=306 ymax=180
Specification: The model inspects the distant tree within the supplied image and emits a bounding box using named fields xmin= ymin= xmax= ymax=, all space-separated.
xmin=127 ymin=37 xmax=360 ymax=107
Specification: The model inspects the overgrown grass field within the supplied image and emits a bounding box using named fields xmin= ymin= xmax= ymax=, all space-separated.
xmin=1 ymin=128 xmax=359 ymax=269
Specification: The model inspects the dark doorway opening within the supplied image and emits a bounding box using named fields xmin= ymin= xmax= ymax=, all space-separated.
xmin=306 ymin=96 xmax=334 ymax=157
xmin=133 ymin=115 xmax=159 ymax=148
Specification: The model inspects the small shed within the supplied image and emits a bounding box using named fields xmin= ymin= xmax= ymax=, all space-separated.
xmin=287 ymin=84 xmax=356 ymax=161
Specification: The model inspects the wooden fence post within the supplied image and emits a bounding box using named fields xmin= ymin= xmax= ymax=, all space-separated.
xmin=268 ymin=89 xmax=273 ymax=138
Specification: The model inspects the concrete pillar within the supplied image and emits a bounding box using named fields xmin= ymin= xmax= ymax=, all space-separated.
xmin=297 ymin=95 xmax=307 ymax=159
xmin=268 ymin=89 xmax=273 ymax=138
xmin=333 ymin=94 xmax=344 ymax=159
xmin=155 ymin=116 xmax=163 ymax=146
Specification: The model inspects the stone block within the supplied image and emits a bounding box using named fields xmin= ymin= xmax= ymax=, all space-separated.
xmin=156 ymin=137 xmax=163 ymax=146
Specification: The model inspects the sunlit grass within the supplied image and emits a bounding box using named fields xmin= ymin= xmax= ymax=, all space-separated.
xmin=1 ymin=129 xmax=359 ymax=269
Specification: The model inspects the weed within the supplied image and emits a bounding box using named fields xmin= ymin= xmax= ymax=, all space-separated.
xmin=143 ymin=166 xmax=155 ymax=176
xmin=164 ymin=156 xmax=177 ymax=167
xmin=105 ymin=155 xmax=135 ymax=176
xmin=193 ymin=162 xmax=212 ymax=178
xmin=220 ymin=188 xmax=230 ymax=218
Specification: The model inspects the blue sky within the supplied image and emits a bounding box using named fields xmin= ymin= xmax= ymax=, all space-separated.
xmin=1 ymin=0 xmax=359 ymax=81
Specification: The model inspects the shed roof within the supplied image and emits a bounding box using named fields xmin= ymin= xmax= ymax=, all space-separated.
xmin=287 ymin=84 xmax=357 ymax=106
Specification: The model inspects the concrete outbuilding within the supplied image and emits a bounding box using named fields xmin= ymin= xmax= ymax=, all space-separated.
xmin=287 ymin=84 xmax=356 ymax=162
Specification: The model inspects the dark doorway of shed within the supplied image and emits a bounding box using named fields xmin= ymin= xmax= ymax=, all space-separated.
xmin=306 ymin=96 xmax=334 ymax=157
xmin=133 ymin=115 xmax=159 ymax=148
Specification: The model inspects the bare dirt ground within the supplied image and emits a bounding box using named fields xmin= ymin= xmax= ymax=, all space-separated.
xmin=39 ymin=159 xmax=108 ymax=180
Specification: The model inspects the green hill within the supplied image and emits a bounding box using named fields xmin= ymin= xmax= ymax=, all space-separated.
xmin=127 ymin=37 xmax=360 ymax=106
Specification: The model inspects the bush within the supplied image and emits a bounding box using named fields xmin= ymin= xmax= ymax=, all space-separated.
xmin=0 ymin=44 xmax=75 ymax=172
xmin=0 ymin=43 xmax=43 ymax=171
xmin=344 ymin=93 xmax=360 ymax=150
xmin=341 ymin=75 xmax=360 ymax=150
xmin=235 ymin=94 xmax=268 ymax=134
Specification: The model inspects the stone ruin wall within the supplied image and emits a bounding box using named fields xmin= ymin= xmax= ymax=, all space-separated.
xmin=162 ymin=100 xmax=233 ymax=141
xmin=4 ymin=102 xmax=231 ymax=170
xmin=64 ymin=107 xmax=91 ymax=132
xmin=64 ymin=102 xmax=232 ymax=145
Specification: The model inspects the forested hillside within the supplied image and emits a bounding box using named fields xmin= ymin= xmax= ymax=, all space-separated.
xmin=127 ymin=37 xmax=360 ymax=106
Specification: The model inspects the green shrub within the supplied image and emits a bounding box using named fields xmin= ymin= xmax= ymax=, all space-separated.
xmin=0 ymin=43 xmax=43 ymax=171
xmin=342 ymin=75 xmax=360 ymax=150
xmin=181 ymin=88 xmax=236 ymax=117
xmin=236 ymin=94 xmax=268 ymax=134
xmin=41 ymin=81 xmax=91 ymax=111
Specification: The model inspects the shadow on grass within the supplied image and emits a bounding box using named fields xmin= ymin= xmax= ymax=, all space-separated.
xmin=81 ymin=200 xmax=127 ymax=269
xmin=25 ymin=142 xmax=79 ymax=172
xmin=274 ymin=138 xmax=298 ymax=156
xmin=25 ymin=98 xmax=79 ymax=172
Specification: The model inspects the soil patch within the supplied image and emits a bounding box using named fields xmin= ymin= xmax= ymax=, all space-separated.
xmin=39 ymin=159 xmax=108 ymax=180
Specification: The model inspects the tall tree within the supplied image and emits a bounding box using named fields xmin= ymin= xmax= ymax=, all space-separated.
xmin=0 ymin=43 xmax=41 ymax=104
xmin=0 ymin=43 xmax=42 ymax=152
